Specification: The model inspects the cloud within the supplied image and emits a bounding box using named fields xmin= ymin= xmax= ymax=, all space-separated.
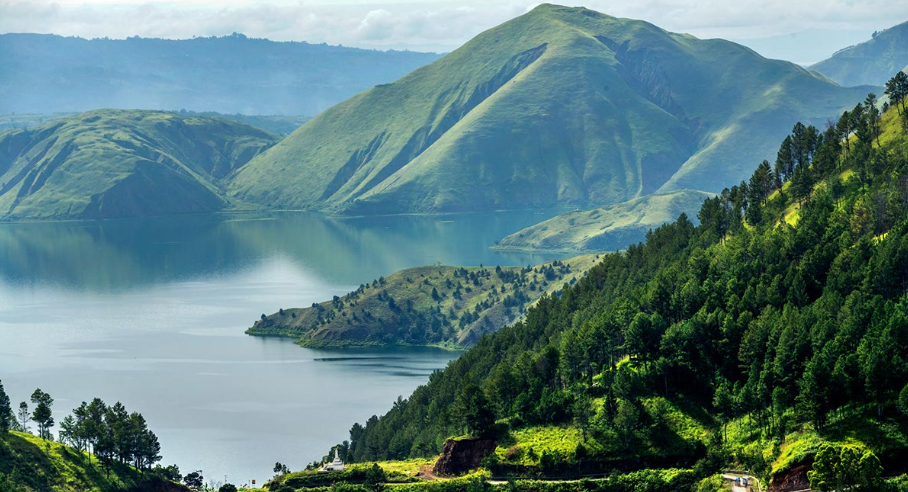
xmin=0 ymin=0 xmax=906 ymax=56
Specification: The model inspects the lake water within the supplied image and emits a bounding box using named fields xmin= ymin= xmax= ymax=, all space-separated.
xmin=0 ymin=211 xmax=565 ymax=485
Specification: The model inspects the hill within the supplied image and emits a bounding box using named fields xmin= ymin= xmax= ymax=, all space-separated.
xmin=318 ymin=80 xmax=908 ymax=488
xmin=810 ymin=20 xmax=908 ymax=87
xmin=495 ymin=190 xmax=713 ymax=253
xmin=0 ymin=109 xmax=278 ymax=220
xmin=247 ymin=255 xmax=600 ymax=348
xmin=0 ymin=431 xmax=185 ymax=492
xmin=0 ymin=112 xmax=309 ymax=136
xmin=0 ymin=33 xmax=440 ymax=116
xmin=229 ymin=3 xmax=867 ymax=216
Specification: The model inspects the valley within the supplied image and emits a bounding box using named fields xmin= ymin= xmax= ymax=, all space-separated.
xmin=2 ymin=3 xmax=908 ymax=492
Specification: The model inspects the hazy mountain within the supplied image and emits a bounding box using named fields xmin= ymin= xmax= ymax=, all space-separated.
xmin=0 ymin=111 xmax=310 ymax=135
xmin=0 ymin=33 xmax=441 ymax=115
xmin=810 ymin=20 xmax=908 ymax=87
xmin=229 ymin=4 xmax=867 ymax=216
xmin=0 ymin=109 xmax=277 ymax=220
xmin=495 ymin=190 xmax=713 ymax=253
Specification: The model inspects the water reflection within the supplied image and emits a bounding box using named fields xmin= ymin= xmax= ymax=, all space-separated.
xmin=0 ymin=211 xmax=564 ymax=291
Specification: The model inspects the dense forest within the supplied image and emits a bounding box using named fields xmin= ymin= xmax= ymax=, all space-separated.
xmin=331 ymin=73 xmax=908 ymax=485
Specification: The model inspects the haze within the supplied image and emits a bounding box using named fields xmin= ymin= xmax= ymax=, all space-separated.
xmin=3 ymin=0 xmax=908 ymax=63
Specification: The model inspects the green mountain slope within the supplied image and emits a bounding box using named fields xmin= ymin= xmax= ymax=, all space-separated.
xmin=495 ymin=190 xmax=713 ymax=253
xmin=230 ymin=3 xmax=866 ymax=215
xmin=325 ymin=87 xmax=908 ymax=486
xmin=810 ymin=20 xmax=908 ymax=87
xmin=0 ymin=431 xmax=185 ymax=492
xmin=0 ymin=109 xmax=278 ymax=220
xmin=247 ymin=255 xmax=600 ymax=348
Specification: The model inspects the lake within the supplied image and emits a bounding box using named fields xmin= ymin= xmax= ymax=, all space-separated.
xmin=0 ymin=211 xmax=566 ymax=486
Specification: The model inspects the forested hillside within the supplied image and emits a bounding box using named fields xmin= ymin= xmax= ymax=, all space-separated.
xmin=247 ymin=255 xmax=599 ymax=348
xmin=0 ymin=33 xmax=440 ymax=115
xmin=331 ymin=76 xmax=908 ymax=487
xmin=230 ymin=4 xmax=866 ymax=216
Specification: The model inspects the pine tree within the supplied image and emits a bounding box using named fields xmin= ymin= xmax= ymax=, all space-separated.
xmin=0 ymin=379 xmax=12 ymax=433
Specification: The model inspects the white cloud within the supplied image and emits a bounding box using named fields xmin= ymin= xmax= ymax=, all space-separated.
xmin=0 ymin=0 xmax=906 ymax=58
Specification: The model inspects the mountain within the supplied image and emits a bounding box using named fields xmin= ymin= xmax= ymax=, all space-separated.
xmin=495 ymin=190 xmax=713 ymax=253
xmin=0 ymin=109 xmax=277 ymax=220
xmin=0 ymin=33 xmax=440 ymax=115
xmin=247 ymin=255 xmax=600 ymax=348
xmin=325 ymin=92 xmax=908 ymax=486
xmin=230 ymin=4 xmax=868 ymax=216
xmin=810 ymin=20 xmax=908 ymax=87
xmin=0 ymin=111 xmax=310 ymax=135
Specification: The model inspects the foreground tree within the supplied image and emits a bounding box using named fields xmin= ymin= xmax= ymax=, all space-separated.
xmin=0 ymin=380 xmax=11 ymax=433
xmin=17 ymin=402 xmax=29 ymax=433
xmin=30 ymin=389 xmax=54 ymax=440
xmin=452 ymin=383 xmax=495 ymax=437
xmin=183 ymin=470 xmax=204 ymax=490
xmin=808 ymin=443 xmax=882 ymax=492
xmin=364 ymin=463 xmax=387 ymax=492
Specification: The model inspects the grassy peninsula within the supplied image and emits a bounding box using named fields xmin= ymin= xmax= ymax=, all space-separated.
xmin=495 ymin=190 xmax=713 ymax=254
xmin=247 ymin=255 xmax=600 ymax=348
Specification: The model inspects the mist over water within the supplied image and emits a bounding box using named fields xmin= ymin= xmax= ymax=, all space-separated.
xmin=0 ymin=211 xmax=565 ymax=483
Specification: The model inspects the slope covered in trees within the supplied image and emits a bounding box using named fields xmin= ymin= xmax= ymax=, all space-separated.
xmin=810 ymin=20 xmax=908 ymax=87
xmin=0 ymin=33 xmax=440 ymax=116
xmin=495 ymin=190 xmax=713 ymax=253
xmin=230 ymin=4 xmax=866 ymax=216
xmin=0 ymin=380 xmax=184 ymax=492
xmin=247 ymin=255 xmax=599 ymax=348
xmin=0 ymin=109 xmax=277 ymax=220
xmin=329 ymin=79 xmax=908 ymax=487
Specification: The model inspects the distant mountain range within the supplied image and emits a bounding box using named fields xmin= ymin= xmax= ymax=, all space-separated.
xmin=0 ymin=5 xmax=889 ymax=226
xmin=229 ymin=4 xmax=868 ymax=216
xmin=810 ymin=20 xmax=908 ymax=87
xmin=0 ymin=110 xmax=276 ymax=219
xmin=0 ymin=33 xmax=440 ymax=115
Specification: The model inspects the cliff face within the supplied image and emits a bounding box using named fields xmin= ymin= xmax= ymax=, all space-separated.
xmin=769 ymin=464 xmax=811 ymax=492
xmin=433 ymin=438 xmax=498 ymax=476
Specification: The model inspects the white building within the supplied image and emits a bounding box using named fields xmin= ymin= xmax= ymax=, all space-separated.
xmin=318 ymin=448 xmax=346 ymax=472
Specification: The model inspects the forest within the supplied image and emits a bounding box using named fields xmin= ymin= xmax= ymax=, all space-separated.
xmin=327 ymin=72 xmax=908 ymax=487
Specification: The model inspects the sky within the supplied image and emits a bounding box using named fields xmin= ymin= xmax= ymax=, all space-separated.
xmin=1 ymin=0 xmax=907 ymax=64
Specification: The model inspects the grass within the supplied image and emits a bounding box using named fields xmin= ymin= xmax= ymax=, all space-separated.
xmin=248 ymin=254 xmax=600 ymax=348
xmin=495 ymin=190 xmax=714 ymax=253
xmin=0 ymin=431 xmax=183 ymax=492
xmin=0 ymin=109 xmax=278 ymax=220
xmin=229 ymin=4 xmax=866 ymax=216
xmin=495 ymin=427 xmax=584 ymax=466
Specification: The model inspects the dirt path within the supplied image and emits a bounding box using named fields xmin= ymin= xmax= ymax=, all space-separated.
xmin=418 ymin=464 xmax=439 ymax=481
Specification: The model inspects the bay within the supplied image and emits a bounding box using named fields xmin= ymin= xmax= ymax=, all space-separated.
xmin=0 ymin=211 xmax=565 ymax=485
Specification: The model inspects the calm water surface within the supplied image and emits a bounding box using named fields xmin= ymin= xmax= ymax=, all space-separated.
xmin=0 ymin=211 xmax=565 ymax=485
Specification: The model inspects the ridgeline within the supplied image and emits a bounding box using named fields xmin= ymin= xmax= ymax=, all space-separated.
xmin=0 ymin=109 xmax=277 ymax=220
xmin=230 ymin=4 xmax=867 ymax=216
